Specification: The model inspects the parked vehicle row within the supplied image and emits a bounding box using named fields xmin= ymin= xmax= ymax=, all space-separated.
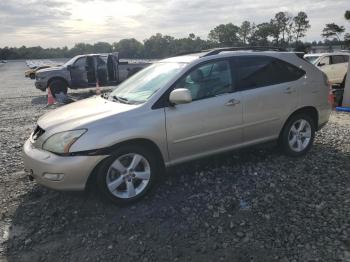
xmin=34 ymin=53 xmax=150 ymax=97
xmin=23 ymin=47 xmax=331 ymax=204
xmin=25 ymin=65 xmax=52 ymax=79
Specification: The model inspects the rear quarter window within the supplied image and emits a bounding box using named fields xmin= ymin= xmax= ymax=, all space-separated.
xmin=234 ymin=56 xmax=305 ymax=91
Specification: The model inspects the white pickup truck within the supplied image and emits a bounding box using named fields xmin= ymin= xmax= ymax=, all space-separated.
xmin=35 ymin=53 xmax=151 ymax=97
xmin=304 ymin=53 xmax=349 ymax=87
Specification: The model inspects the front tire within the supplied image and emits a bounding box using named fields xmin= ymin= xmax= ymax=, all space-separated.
xmin=280 ymin=114 xmax=315 ymax=157
xmin=49 ymin=79 xmax=68 ymax=98
xmin=96 ymin=145 xmax=159 ymax=205
xmin=29 ymin=73 xmax=35 ymax=79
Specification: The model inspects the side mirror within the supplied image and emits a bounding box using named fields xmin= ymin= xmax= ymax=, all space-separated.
xmin=318 ymin=62 xmax=325 ymax=67
xmin=169 ymin=88 xmax=192 ymax=105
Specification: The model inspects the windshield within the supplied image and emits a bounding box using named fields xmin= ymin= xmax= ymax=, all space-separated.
xmin=63 ymin=56 xmax=78 ymax=67
xmin=109 ymin=62 xmax=187 ymax=104
xmin=304 ymin=55 xmax=320 ymax=64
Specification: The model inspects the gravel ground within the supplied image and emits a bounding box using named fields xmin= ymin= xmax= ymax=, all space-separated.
xmin=0 ymin=61 xmax=350 ymax=262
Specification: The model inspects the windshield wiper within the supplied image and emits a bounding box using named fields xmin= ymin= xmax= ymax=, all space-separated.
xmin=112 ymin=95 xmax=130 ymax=104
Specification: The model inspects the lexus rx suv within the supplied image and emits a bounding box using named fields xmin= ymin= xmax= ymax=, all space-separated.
xmin=23 ymin=48 xmax=331 ymax=204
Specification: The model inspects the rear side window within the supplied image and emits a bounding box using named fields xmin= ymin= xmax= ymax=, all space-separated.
xmin=235 ymin=56 xmax=305 ymax=91
xmin=331 ymin=55 xmax=346 ymax=64
xmin=344 ymin=56 xmax=349 ymax=62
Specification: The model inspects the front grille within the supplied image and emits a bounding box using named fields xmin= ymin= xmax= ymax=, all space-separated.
xmin=32 ymin=125 xmax=45 ymax=141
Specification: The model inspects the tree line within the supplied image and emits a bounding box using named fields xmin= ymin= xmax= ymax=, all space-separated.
xmin=1 ymin=10 xmax=349 ymax=60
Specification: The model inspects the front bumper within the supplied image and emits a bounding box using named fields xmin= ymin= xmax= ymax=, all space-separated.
xmin=23 ymin=139 xmax=107 ymax=191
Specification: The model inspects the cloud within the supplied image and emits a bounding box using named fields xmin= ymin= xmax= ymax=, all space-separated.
xmin=0 ymin=0 xmax=349 ymax=47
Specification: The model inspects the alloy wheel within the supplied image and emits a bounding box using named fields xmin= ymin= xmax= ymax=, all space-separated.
xmin=288 ymin=119 xmax=312 ymax=152
xmin=106 ymin=153 xmax=151 ymax=199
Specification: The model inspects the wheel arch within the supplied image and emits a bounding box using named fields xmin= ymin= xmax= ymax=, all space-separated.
xmin=47 ymin=77 xmax=70 ymax=90
xmin=279 ymin=106 xmax=319 ymax=139
xmin=85 ymin=138 xmax=165 ymax=190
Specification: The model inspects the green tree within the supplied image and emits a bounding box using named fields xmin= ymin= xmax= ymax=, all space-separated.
xmin=249 ymin=22 xmax=273 ymax=46
xmin=143 ymin=33 xmax=175 ymax=58
xmin=113 ymin=38 xmax=144 ymax=58
xmin=345 ymin=10 xmax=350 ymax=20
xmin=321 ymin=23 xmax=345 ymax=41
xmin=272 ymin=12 xmax=293 ymax=45
xmin=208 ymin=23 xmax=240 ymax=46
xmin=293 ymin=11 xmax=311 ymax=42
xmin=238 ymin=21 xmax=251 ymax=45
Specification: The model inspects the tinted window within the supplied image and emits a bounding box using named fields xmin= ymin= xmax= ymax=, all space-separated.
xmin=74 ymin=57 xmax=87 ymax=69
xmin=175 ymin=60 xmax=233 ymax=101
xmin=235 ymin=56 xmax=305 ymax=91
xmin=343 ymin=56 xmax=349 ymax=62
xmin=332 ymin=55 xmax=345 ymax=64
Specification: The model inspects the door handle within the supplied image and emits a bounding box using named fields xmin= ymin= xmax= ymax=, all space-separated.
xmin=225 ymin=98 xmax=240 ymax=106
xmin=284 ymin=87 xmax=293 ymax=94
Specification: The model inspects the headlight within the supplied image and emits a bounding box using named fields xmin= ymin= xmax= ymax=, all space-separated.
xmin=42 ymin=129 xmax=87 ymax=154
xmin=36 ymin=75 xmax=46 ymax=80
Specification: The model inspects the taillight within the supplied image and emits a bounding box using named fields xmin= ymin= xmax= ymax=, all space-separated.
xmin=327 ymin=83 xmax=334 ymax=106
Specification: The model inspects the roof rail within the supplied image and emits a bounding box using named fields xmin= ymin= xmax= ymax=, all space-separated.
xmin=202 ymin=46 xmax=287 ymax=57
xmin=174 ymin=50 xmax=203 ymax=56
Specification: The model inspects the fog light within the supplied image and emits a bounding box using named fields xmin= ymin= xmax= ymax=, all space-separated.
xmin=43 ymin=173 xmax=64 ymax=181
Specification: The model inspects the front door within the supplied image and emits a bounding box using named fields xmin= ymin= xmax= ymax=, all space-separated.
xmin=70 ymin=56 xmax=88 ymax=87
xmin=165 ymin=59 xmax=243 ymax=164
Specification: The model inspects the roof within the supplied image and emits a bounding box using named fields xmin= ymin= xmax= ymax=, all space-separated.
xmin=160 ymin=47 xmax=302 ymax=63
xmin=305 ymin=52 xmax=350 ymax=57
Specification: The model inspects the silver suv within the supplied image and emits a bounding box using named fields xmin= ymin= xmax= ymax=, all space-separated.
xmin=23 ymin=48 xmax=331 ymax=204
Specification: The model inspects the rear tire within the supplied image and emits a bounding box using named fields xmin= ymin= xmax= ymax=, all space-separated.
xmin=279 ymin=114 xmax=316 ymax=157
xmin=49 ymin=79 xmax=68 ymax=98
xmin=96 ymin=145 xmax=159 ymax=205
xmin=29 ymin=73 xmax=35 ymax=79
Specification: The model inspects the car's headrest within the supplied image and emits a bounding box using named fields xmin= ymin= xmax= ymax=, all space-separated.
xmin=190 ymin=69 xmax=203 ymax=83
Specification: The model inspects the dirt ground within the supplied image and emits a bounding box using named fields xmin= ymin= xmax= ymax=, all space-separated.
xmin=0 ymin=61 xmax=350 ymax=262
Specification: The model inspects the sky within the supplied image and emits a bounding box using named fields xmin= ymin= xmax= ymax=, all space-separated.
xmin=0 ymin=0 xmax=349 ymax=48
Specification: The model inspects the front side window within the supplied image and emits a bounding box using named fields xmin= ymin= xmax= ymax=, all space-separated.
xmin=174 ymin=60 xmax=233 ymax=101
xmin=319 ymin=56 xmax=330 ymax=66
xmin=235 ymin=56 xmax=305 ymax=91
xmin=74 ymin=57 xmax=87 ymax=69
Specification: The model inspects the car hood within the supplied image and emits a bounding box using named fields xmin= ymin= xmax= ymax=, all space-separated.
xmin=37 ymin=66 xmax=64 ymax=74
xmin=38 ymin=96 xmax=139 ymax=131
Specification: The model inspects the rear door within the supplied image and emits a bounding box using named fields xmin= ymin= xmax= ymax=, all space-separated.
xmin=106 ymin=54 xmax=119 ymax=83
xmin=165 ymin=59 xmax=243 ymax=163
xmin=330 ymin=55 xmax=348 ymax=83
xmin=233 ymin=55 xmax=306 ymax=143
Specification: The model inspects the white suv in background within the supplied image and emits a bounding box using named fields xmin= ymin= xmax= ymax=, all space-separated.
xmin=304 ymin=53 xmax=349 ymax=87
